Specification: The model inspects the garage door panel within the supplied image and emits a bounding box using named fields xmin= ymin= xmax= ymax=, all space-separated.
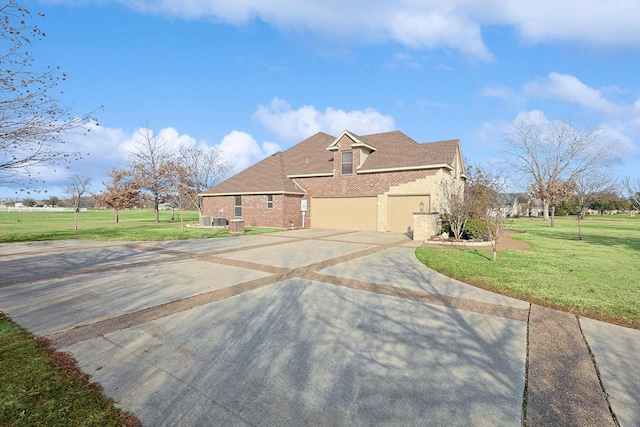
xmin=312 ymin=197 xmax=377 ymax=231
xmin=387 ymin=195 xmax=430 ymax=233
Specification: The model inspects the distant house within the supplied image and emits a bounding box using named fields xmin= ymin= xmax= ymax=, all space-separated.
xmin=200 ymin=130 xmax=465 ymax=233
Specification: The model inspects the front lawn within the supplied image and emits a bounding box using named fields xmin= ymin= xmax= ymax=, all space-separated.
xmin=415 ymin=215 xmax=640 ymax=328
xmin=0 ymin=209 xmax=281 ymax=242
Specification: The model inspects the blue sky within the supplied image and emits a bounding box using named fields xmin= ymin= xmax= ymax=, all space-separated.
xmin=4 ymin=0 xmax=640 ymax=198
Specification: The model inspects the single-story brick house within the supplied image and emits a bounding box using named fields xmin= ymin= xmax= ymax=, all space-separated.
xmin=200 ymin=130 xmax=465 ymax=233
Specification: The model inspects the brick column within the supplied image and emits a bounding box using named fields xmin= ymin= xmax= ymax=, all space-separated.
xmin=228 ymin=219 xmax=245 ymax=234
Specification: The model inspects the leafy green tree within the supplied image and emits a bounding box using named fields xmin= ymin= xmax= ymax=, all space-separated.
xmin=44 ymin=196 xmax=61 ymax=207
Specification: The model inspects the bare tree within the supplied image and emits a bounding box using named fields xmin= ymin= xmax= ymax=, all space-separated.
xmin=177 ymin=145 xmax=233 ymax=214
xmin=622 ymin=176 xmax=640 ymax=211
xmin=95 ymin=169 xmax=139 ymax=223
xmin=534 ymin=178 xmax=576 ymax=227
xmin=574 ymin=171 xmax=616 ymax=240
xmin=439 ymin=176 xmax=467 ymax=240
xmin=0 ymin=1 xmax=98 ymax=189
xmin=64 ymin=174 xmax=92 ymax=230
xmin=127 ymin=127 xmax=173 ymax=223
xmin=163 ymin=161 xmax=192 ymax=232
xmin=465 ymin=164 xmax=509 ymax=261
xmin=503 ymin=114 xmax=615 ymax=226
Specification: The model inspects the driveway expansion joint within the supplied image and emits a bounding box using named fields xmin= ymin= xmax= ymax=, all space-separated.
xmin=45 ymin=234 xmax=529 ymax=348
xmin=526 ymin=305 xmax=616 ymax=426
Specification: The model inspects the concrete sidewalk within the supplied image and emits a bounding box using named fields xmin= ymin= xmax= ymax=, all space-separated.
xmin=0 ymin=229 xmax=637 ymax=426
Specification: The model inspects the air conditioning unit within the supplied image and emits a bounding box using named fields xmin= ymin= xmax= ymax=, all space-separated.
xmin=212 ymin=217 xmax=227 ymax=227
xmin=199 ymin=216 xmax=212 ymax=226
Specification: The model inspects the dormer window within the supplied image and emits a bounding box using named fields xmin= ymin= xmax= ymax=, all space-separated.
xmin=341 ymin=151 xmax=353 ymax=175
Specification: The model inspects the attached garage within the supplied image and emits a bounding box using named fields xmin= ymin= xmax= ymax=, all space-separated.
xmin=311 ymin=197 xmax=377 ymax=231
xmin=386 ymin=195 xmax=430 ymax=233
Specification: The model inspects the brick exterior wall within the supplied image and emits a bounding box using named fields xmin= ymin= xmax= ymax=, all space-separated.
xmin=201 ymin=134 xmax=461 ymax=231
xmin=202 ymin=194 xmax=303 ymax=229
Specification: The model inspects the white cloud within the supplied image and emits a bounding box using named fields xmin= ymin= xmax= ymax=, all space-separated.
xmin=523 ymin=72 xmax=625 ymax=116
xmin=385 ymin=52 xmax=422 ymax=69
xmin=213 ymin=130 xmax=281 ymax=172
xmin=100 ymin=0 xmax=640 ymax=60
xmin=480 ymin=85 xmax=524 ymax=107
xmin=496 ymin=1 xmax=640 ymax=49
xmin=0 ymin=124 xmax=283 ymax=197
xmin=253 ymin=97 xmax=395 ymax=142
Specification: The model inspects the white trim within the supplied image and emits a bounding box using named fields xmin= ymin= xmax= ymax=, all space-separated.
xmin=357 ymin=164 xmax=453 ymax=174
xmin=351 ymin=142 xmax=377 ymax=151
xmin=198 ymin=191 xmax=305 ymax=196
xmin=286 ymin=172 xmax=334 ymax=178
xmin=325 ymin=130 xmax=374 ymax=151
xmin=291 ymin=178 xmax=308 ymax=193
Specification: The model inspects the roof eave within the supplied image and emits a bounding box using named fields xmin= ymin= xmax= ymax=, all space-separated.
xmin=286 ymin=172 xmax=334 ymax=178
xmin=351 ymin=142 xmax=377 ymax=152
xmin=357 ymin=164 xmax=454 ymax=174
xmin=198 ymin=190 xmax=306 ymax=197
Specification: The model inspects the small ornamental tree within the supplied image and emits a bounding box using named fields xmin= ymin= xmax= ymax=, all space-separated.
xmin=95 ymin=169 xmax=139 ymax=223
xmin=439 ymin=177 xmax=467 ymax=240
xmin=574 ymin=171 xmax=615 ymax=240
xmin=465 ymin=165 xmax=508 ymax=261
xmin=64 ymin=174 xmax=92 ymax=230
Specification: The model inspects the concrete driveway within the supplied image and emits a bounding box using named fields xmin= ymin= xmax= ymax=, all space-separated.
xmin=1 ymin=229 xmax=638 ymax=426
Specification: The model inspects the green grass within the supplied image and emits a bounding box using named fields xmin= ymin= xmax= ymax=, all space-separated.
xmin=0 ymin=313 xmax=139 ymax=426
xmin=415 ymin=215 xmax=640 ymax=329
xmin=0 ymin=209 xmax=281 ymax=242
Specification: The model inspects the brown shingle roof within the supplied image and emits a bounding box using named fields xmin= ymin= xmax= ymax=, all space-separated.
xmin=200 ymin=151 xmax=303 ymax=195
xmin=201 ymin=130 xmax=461 ymax=195
xmin=282 ymin=132 xmax=335 ymax=176
xmin=358 ymin=132 xmax=459 ymax=171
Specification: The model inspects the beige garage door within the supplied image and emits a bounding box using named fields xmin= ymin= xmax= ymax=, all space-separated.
xmin=312 ymin=197 xmax=377 ymax=231
xmin=387 ymin=195 xmax=430 ymax=233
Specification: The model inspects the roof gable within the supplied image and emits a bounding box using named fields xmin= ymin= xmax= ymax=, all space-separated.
xmin=326 ymin=130 xmax=377 ymax=152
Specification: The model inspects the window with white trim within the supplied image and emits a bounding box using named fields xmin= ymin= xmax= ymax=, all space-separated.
xmin=234 ymin=195 xmax=242 ymax=217
xmin=341 ymin=151 xmax=353 ymax=175
xmin=266 ymin=195 xmax=273 ymax=209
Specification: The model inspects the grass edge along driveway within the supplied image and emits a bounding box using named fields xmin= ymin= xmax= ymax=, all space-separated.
xmin=415 ymin=215 xmax=640 ymax=329
xmin=0 ymin=313 xmax=141 ymax=426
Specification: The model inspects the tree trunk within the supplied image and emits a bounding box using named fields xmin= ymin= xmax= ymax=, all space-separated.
xmin=154 ymin=198 xmax=160 ymax=223
xmin=543 ymin=200 xmax=549 ymax=221
xmin=550 ymin=205 xmax=556 ymax=227
xmin=73 ymin=210 xmax=78 ymax=231
xmin=578 ymin=216 xmax=582 ymax=240
xmin=115 ymin=209 xmax=120 ymax=223
xmin=492 ymin=240 xmax=497 ymax=261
